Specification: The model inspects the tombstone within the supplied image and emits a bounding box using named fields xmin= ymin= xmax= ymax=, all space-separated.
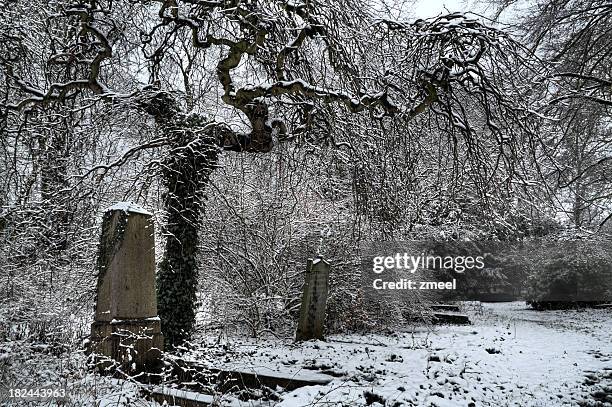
xmin=295 ymin=257 xmax=330 ymax=341
xmin=89 ymin=202 xmax=164 ymax=371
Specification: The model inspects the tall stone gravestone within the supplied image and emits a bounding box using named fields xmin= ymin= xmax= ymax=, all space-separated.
xmin=90 ymin=202 xmax=163 ymax=371
xmin=295 ymin=257 xmax=330 ymax=341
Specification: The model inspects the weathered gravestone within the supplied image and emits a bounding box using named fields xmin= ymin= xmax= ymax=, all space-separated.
xmin=295 ymin=257 xmax=330 ymax=341
xmin=90 ymin=202 xmax=163 ymax=371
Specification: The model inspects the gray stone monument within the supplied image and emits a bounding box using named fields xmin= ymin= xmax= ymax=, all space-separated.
xmin=90 ymin=202 xmax=163 ymax=371
xmin=295 ymin=256 xmax=330 ymax=341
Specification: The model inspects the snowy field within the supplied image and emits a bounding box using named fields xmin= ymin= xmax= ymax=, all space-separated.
xmin=1 ymin=302 xmax=610 ymax=406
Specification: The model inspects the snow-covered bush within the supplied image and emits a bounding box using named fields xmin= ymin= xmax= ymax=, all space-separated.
xmin=526 ymin=239 xmax=612 ymax=309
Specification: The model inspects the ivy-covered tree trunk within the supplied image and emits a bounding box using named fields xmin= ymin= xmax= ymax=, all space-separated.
xmin=147 ymin=93 xmax=220 ymax=346
xmin=144 ymin=92 xmax=272 ymax=347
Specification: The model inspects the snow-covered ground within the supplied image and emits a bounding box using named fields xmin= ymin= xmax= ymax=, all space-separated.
xmin=2 ymin=302 xmax=610 ymax=406
xmin=186 ymin=302 xmax=612 ymax=406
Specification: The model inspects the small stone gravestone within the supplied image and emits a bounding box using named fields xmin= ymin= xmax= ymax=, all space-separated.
xmin=90 ymin=202 xmax=163 ymax=371
xmin=295 ymin=256 xmax=330 ymax=341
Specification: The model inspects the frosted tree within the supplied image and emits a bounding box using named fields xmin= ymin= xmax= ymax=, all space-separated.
xmin=1 ymin=0 xmax=544 ymax=345
xmin=502 ymin=0 xmax=612 ymax=228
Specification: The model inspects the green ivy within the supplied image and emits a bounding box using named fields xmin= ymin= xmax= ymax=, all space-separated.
xmin=156 ymin=114 xmax=219 ymax=347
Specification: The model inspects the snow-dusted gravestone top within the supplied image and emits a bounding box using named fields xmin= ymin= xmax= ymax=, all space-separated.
xmin=105 ymin=201 xmax=153 ymax=216
xmin=90 ymin=202 xmax=163 ymax=371
xmin=296 ymin=256 xmax=331 ymax=341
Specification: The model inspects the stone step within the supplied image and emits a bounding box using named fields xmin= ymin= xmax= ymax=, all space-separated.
xmin=430 ymin=304 xmax=461 ymax=312
xmin=142 ymin=364 xmax=334 ymax=406
xmin=211 ymin=366 xmax=334 ymax=391
xmin=432 ymin=312 xmax=471 ymax=325
xmin=158 ymin=358 xmax=335 ymax=389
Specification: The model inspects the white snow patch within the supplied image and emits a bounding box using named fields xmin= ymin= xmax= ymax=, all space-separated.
xmin=311 ymin=257 xmax=331 ymax=265
xmin=150 ymin=387 xmax=214 ymax=403
xmin=106 ymin=202 xmax=152 ymax=216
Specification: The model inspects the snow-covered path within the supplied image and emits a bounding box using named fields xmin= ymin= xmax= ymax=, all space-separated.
xmin=195 ymin=302 xmax=611 ymax=406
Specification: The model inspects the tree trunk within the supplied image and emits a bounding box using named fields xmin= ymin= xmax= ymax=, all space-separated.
xmin=40 ymin=125 xmax=71 ymax=254
xmin=143 ymin=92 xmax=272 ymax=347
xmin=156 ymin=114 xmax=219 ymax=347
